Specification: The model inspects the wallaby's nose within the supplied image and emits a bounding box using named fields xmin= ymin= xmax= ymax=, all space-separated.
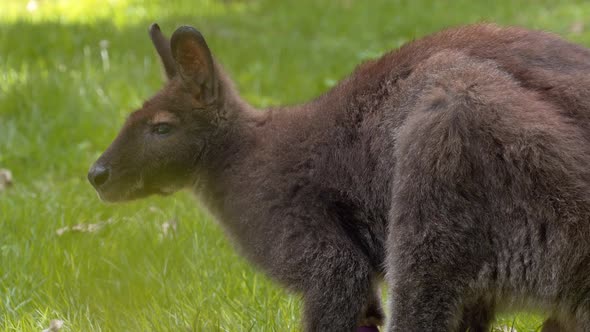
xmin=88 ymin=164 xmax=111 ymax=188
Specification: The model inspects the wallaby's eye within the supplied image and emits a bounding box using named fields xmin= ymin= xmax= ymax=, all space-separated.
xmin=152 ymin=123 xmax=173 ymax=135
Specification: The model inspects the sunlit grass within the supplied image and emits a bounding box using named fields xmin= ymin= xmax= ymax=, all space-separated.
xmin=0 ymin=0 xmax=251 ymax=26
xmin=2 ymin=0 xmax=590 ymax=331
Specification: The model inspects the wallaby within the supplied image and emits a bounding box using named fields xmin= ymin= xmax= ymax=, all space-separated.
xmin=88 ymin=22 xmax=590 ymax=331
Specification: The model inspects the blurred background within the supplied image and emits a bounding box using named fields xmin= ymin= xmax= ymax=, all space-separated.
xmin=2 ymin=0 xmax=590 ymax=331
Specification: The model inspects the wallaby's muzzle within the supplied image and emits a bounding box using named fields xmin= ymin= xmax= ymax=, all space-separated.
xmin=88 ymin=163 xmax=110 ymax=190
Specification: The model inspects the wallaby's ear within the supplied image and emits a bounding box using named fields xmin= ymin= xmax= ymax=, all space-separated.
xmin=149 ymin=23 xmax=177 ymax=79
xmin=171 ymin=26 xmax=217 ymax=104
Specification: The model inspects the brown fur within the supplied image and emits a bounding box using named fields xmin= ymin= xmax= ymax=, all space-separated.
xmin=89 ymin=23 xmax=590 ymax=331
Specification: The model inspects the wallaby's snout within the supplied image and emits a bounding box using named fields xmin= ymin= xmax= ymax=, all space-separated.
xmin=87 ymin=147 xmax=128 ymax=203
xmin=87 ymin=163 xmax=111 ymax=189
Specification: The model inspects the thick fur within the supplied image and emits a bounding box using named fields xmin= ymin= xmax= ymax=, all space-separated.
xmin=89 ymin=23 xmax=590 ymax=331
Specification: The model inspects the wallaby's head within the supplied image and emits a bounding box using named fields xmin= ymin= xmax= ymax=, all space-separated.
xmin=88 ymin=24 xmax=237 ymax=202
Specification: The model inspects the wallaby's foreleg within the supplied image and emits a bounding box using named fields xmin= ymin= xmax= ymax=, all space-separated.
xmin=458 ymin=301 xmax=494 ymax=332
xmin=300 ymin=246 xmax=373 ymax=332
xmin=276 ymin=224 xmax=374 ymax=332
xmin=360 ymin=283 xmax=385 ymax=328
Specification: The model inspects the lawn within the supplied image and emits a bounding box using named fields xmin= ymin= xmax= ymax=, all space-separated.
xmin=2 ymin=0 xmax=590 ymax=331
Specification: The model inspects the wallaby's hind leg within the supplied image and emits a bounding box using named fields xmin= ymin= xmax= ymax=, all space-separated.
xmin=540 ymin=311 xmax=590 ymax=332
xmin=387 ymin=225 xmax=475 ymax=332
xmin=540 ymin=318 xmax=566 ymax=332
xmin=455 ymin=302 xmax=566 ymax=332
xmin=458 ymin=309 xmax=566 ymax=332
xmin=387 ymin=193 xmax=478 ymax=331
xmin=385 ymin=51 xmax=530 ymax=331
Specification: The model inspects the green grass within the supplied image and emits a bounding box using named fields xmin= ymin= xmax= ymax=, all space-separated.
xmin=2 ymin=0 xmax=590 ymax=331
